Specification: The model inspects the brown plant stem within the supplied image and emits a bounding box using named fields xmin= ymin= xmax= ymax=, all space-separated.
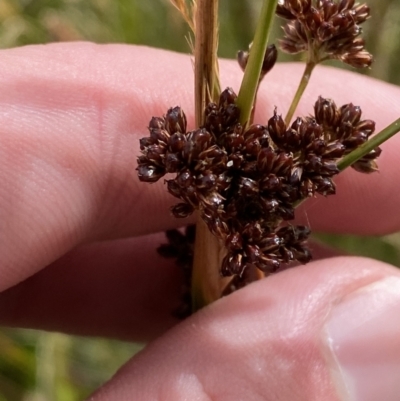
xmin=194 ymin=0 xmax=220 ymax=125
xmin=192 ymin=0 xmax=222 ymax=312
xmin=192 ymin=219 xmax=228 ymax=311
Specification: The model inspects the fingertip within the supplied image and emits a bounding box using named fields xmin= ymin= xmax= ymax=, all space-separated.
xmin=90 ymin=256 xmax=400 ymax=401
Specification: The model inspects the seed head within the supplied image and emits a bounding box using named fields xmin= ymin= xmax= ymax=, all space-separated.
xmin=277 ymin=0 xmax=373 ymax=68
xmin=137 ymin=89 xmax=380 ymax=278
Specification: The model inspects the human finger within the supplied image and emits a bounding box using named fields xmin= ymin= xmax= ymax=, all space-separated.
xmin=1 ymin=42 xmax=399 ymax=294
xmin=0 ymin=232 xmax=183 ymax=341
xmin=88 ymin=257 xmax=400 ymax=401
xmin=0 ymin=233 xmax=340 ymax=341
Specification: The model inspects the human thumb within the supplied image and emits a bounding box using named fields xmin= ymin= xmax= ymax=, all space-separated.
xmin=88 ymin=256 xmax=400 ymax=401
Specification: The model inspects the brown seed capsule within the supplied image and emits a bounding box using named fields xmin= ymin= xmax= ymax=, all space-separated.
xmin=313 ymin=176 xmax=336 ymax=195
xmin=259 ymin=197 xmax=280 ymax=213
xmin=340 ymin=50 xmax=373 ymax=68
xmin=256 ymin=147 xmax=276 ymax=172
xmin=260 ymin=173 xmax=281 ymax=192
xmin=176 ymin=169 xmax=194 ymax=188
xmin=276 ymin=3 xmax=297 ymax=20
xmin=261 ymin=44 xmax=278 ymax=77
xmin=309 ymin=138 xmax=326 ymax=154
xmin=223 ymin=104 xmax=241 ymax=128
xmin=196 ymin=172 xmax=217 ymax=190
xmin=339 ymin=103 xmax=362 ymax=125
xmin=323 ymin=142 xmax=346 ymax=158
xmin=279 ymin=37 xmax=307 ymax=54
xmin=268 ymin=110 xmax=287 ymax=144
xmin=314 ymin=96 xmax=338 ymax=127
xmin=304 ymin=6 xmax=322 ymax=31
xmin=224 ymin=129 xmax=245 ymax=153
xmin=352 ymin=3 xmax=370 ymax=23
xmin=139 ymin=137 xmax=154 ymax=150
xmin=207 ymin=216 xmax=230 ymax=238
xmin=301 ymin=118 xmax=323 ymax=146
xmin=244 ymin=138 xmax=262 ymax=158
xmin=168 ymin=132 xmax=187 ymax=153
xmin=165 ymin=152 xmax=181 ymax=173
xmin=237 ymin=50 xmax=248 ymax=72
xmin=322 ymin=1 xmax=338 ymax=21
xmin=258 ymin=234 xmax=281 ymax=253
xmin=245 ymin=244 xmax=262 ymax=264
xmin=318 ymin=21 xmax=335 ymax=41
xmin=360 ymin=146 xmax=382 ymax=160
xmin=257 ymin=255 xmax=280 ymax=273
xmin=167 ymin=179 xmax=182 ymax=198
xmin=283 ymin=128 xmax=302 ymax=150
xmin=226 ymin=232 xmax=243 ymax=251
xmin=219 ymin=87 xmax=237 ymax=108
xmin=272 ymin=151 xmax=293 ymax=176
xmin=320 ymin=159 xmax=339 ymax=176
xmin=338 ymin=0 xmax=355 ymax=12
xmin=137 ymin=163 xmax=165 ymax=183
xmin=352 ymin=159 xmax=379 ymax=173
xmin=300 ymin=177 xmax=315 ymax=197
xmin=343 ymin=130 xmax=368 ymax=147
xmin=293 ymin=246 xmax=312 ymax=264
xmin=171 ymin=202 xmax=194 ymax=218
xmin=289 ymin=166 xmax=303 ymax=186
xmin=149 ymin=116 xmax=165 ymax=130
xmin=356 ymin=119 xmax=375 ymax=136
xmin=280 ymin=246 xmax=295 ymax=263
xmin=242 ymin=160 xmax=258 ymax=175
xmin=145 ymin=144 xmax=166 ymax=166
xmin=244 ymin=124 xmax=268 ymax=142
xmin=241 ymin=222 xmax=263 ymax=242
xmin=238 ymin=177 xmax=259 ymax=196
xmin=237 ymin=44 xmax=277 ymax=78
xmin=150 ymin=127 xmax=170 ymax=144
xmin=221 ymin=252 xmax=244 ymax=277
xmin=165 ymin=106 xmax=187 ymax=134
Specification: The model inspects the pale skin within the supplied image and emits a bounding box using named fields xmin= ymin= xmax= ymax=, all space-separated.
xmin=0 ymin=43 xmax=400 ymax=400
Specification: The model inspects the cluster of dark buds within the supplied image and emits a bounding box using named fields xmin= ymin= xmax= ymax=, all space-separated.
xmin=137 ymin=87 xmax=381 ymax=278
xmin=276 ymin=0 xmax=373 ymax=67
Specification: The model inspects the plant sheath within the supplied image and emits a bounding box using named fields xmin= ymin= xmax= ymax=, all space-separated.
xmin=192 ymin=0 xmax=222 ymax=312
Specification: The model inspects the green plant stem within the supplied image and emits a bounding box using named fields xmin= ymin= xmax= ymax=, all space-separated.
xmin=338 ymin=118 xmax=400 ymax=171
xmin=291 ymin=118 xmax=400 ymax=211
xmin=236 ymin=0 xmax=278 ymax=127
xmin=284 ymin=61 xmax=315 ymax=126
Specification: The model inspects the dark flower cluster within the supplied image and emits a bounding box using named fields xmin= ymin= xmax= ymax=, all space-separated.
xmin=276 ymin=0 xmax=373 ymax=68
xmin=138 ymin=88 xmax=380 ymax=277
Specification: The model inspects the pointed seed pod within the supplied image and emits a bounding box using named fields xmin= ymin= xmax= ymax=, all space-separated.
xmin=165 ymin=106 xmax=187 ymax=134
xmin=171 ymin=202 xmax=194 ymax=218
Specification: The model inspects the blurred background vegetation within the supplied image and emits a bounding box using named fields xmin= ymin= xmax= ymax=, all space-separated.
xmin=0 ymin=0 xmax=400 ymax=399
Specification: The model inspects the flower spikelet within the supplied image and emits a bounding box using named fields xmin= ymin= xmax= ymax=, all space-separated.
xmin=137 ymin=89 xmax=380 ymax=278
xmin=276 ymin=0 xmax=373 ymax=68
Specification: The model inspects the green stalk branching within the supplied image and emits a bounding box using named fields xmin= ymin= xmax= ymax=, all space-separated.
xmin=236 ymin=0 xmax=278 ymax=127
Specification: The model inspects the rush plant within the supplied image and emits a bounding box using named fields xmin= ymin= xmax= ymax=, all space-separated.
xmin=137 ymin=0 xmax=400 ymax=315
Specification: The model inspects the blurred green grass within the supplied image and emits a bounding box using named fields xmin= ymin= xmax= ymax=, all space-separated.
xmin=1 ymin=0 xmax=400 ymax=399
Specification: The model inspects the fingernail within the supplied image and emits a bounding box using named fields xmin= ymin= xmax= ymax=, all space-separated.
xmin=326 ymin=276 xmax=400 ymax=401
